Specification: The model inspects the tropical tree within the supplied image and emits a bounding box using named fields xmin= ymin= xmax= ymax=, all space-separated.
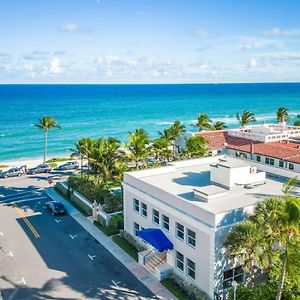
xmin=169 ymin=120 xmax=186 ymax=154
xmin=35 ymin=116 xmax=61 ymax=163
xmin=151 ymin=137 xmax=172 ymax=163
xmin=276 ymin=107 xmax=288 ymax=123
xmin=223 ymin=221 xmax=265 ymax=286
xmin=293 ymin=114 xmax=300 ymax=126
xmin=126 ymin=129 xmax=150 ymax=170
xmin=224 ymin=177 xmax=300 ymax=300
xmin=194 ymin=113 xmax=212 ymax=131
xmin=236 ymin=110 xmax=256 ymax=127
xmin=212 ymin=121 xmax=227 ymax=130
xmin=185 ymin=136 xmax=208 ymax=158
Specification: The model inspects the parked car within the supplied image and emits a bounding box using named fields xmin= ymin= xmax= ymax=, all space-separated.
xmin=28 ymin=164 xmax=52 ymax=175
xmin=58 ymin=161 xmax=79 ymax=170
xmin=0 ymin=167 xmax=24 ymax=179
xmin=45 ymin=201 xmax=67 ymax=215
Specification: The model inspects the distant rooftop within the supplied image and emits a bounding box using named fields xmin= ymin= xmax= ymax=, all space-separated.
xmin=196 ymin=124 xmax=300 ymax=164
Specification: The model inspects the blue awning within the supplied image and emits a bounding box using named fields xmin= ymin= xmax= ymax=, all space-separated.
xmin=137 ymin=228 xmax=173 ymax=252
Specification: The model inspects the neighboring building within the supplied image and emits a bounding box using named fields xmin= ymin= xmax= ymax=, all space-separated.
xmin=122 ymin=155 xmax=288 ymax=299
xmin=192 ymin=123 xmax=300 ymax=176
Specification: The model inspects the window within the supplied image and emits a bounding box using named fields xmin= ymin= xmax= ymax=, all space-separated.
xmin=133 ymin=198 xmax=140 ymax=213
xmin=279 ymin=160 xmax=284 ymax=168
xmin=187 ymin=229 xmax=196 ymax=248
xmin=176 ymin=251 xmax=184 ymax=271
xmin=256 ymin=155 xmax=261 ymax=162
xmin=186 ymin=258 xmax=196 ymax=280
xmin=176 ymin=222 xmax=184 ymax=240
xmin=265 ymin=157 xmax=270 ymax=164
xmin=162 ymin=215 xmax=169 ymax=231
xmin=153 ymin=209 xmax=160 ymax=225
xmin=141 ymin=202 xmax=147 ymax=217
xmin=223 ymin=266 xmax=244 ymax=289
xmin=270 ymin=158 xmax=275 ymax=165
xmin=133 ymin=222 xmax=140 ymax=236
xmin=289 ymin=163 xmax=294 ymax=170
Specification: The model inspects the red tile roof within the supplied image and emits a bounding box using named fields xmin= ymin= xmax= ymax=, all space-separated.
xmin=196 ymin=130 xmax=300 ymax=164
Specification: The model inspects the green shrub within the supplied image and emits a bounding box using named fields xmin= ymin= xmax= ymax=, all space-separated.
xmin=46 ymin=157 xmax=74 ymax=163
xmin=112 ymin=234 xmax=138 ymax=261
xmin=164 ymin=273 xmax=211 ymax=300
xmin=97 ymin=215 xmax=106 ymax=227
xmin=103 ymin=193 xmax=123 ymax=213
xmin=119 ymin=230 xmax=146 ymax=252
xmin=108 ymin=214 xmax=124 ymax=229
xmin=49 ymin=162 xmax=58 ymax=169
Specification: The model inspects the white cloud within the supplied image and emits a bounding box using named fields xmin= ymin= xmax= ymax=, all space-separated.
xmin=196 ymin=28 xmax=209 ymax=38
xmin=265 ymin=27 xmax=300 ymax=37
xmin=249 ymin=58 xmax=257 ymax=68
xmin=49 ymin=57 xmax=62 ymax=74
xmin=61 ymin=23 xmax=79 ymax=32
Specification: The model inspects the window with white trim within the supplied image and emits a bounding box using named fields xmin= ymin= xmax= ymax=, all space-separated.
xmin=133 ymin=198 xmax=140 ymax=213
xmin=176 ymin=251 xmax=184 ymax=271
xmin=162 ymin=215 xmax=169 ymax=231
xmin=153 ymin=209 xmax=159 ymax=225
xmin=141 ymin=202 xmax=147 ymax=217
xmin=279 ymin=160 xmax=284 ymax=168
xmin=133 ymin=222 xmax=140 ymax=236
xmin=176 ymin=222 xmax=184 ymax=240
xmin=289 ymin=163 xmax=294 ymax=170
xmin=186 ymin=258 xmax=196 ymax=280
xmin=256 ymin=155 xmax=261 ymax=162
xmin=187 ymin=229 xmax=196 ymax=248
xmin=223 ymin=266 xmax=244 ymax=289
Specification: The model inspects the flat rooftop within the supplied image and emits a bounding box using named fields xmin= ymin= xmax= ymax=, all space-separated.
xmin=125 ymin=156 xmax=286 ymax=215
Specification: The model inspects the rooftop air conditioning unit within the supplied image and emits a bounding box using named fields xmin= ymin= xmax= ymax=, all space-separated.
xmin=250 ymin=167 xmax=257 ymax=174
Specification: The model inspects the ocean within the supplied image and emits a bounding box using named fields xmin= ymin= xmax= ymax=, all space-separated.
xmin=0 ymin=83 xmax=300 ymax=161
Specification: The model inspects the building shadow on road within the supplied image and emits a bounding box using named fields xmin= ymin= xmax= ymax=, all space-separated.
xmin=0 ymin=185 xmax=157 ymax=300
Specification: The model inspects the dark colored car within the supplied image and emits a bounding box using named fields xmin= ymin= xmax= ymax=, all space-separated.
xmin=45 ymin=201 xmax=67 ymax=215
xmin=0 ymin=167 xmax=24 ymax=179
xmin=28 ymin=164 xmax=52 ymax=175
xmin=58 ymin=161 xmax=79 ymax=170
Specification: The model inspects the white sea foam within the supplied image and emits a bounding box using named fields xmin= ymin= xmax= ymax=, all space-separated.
xmin=155 ymin=121 xmax=174 ymax=126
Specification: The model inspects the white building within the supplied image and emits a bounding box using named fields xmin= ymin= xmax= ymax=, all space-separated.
xmin=122 ymin=155 xmax=286 ymax=299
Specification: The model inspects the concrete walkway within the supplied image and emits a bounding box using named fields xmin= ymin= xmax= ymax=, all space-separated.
xmin=46 ymin=188 xmax=177 ymax=300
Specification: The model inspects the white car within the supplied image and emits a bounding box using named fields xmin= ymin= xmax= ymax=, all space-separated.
xmin=58 ymin=161 xmax=79 ymax=170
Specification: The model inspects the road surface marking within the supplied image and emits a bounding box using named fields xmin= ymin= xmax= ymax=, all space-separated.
xmin=88 ymin=254 xmax=96 ymax=261
xmin=112 ymin=280 xmax=121 ymax=287
xmin=69 ymin=234 xmax=77 ymax=239
xmin=5 ymin=251 xmax=13 ymax=257
xmin=54 ymin=219 xmax=62 ymax=224
xmin=0 ymin=232 xmax=3 ymax=237
xmin=0 ymin=190 xmax=41 ymax=201
xmin=17 ymin=277 xmax=26 ymax=285
xmin=7 ymin=196 xmax=46 ymax=205
xmin=13 ymin=203 xmax=40 ymax=238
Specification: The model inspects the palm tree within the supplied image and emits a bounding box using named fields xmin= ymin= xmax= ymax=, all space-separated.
xmin=277 ymin=107 xmax=288 ymax=123
xmin=223 ymin=220 xmax=264 ymax=286
xmin=212 ymin=121 xmax=227 ymax=130
xmin=194 ymin=113 xmax=212 ymax=131
xmin=293 ymin=114 xmax=300 ymax=126
xmin=151 ymin=137 xmax=172 ymax=162
xmin=236 ymin=110 xmax=256 ymax=127
xmin=68 ymin=137 xmax=95 ymax=172
xmin=126 ymin=129 xmax=150 ymax=170
xmin=35 ymin=116 xmax=61 ymax=163
xmin=169 ymin=120 xmax=186 ymax=154
xmin=185 ymin=136 xmax=208 ymax=158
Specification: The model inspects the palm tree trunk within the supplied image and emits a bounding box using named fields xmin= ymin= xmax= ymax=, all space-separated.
xmin=276 ymin=247 xmax=287 ymax=300
xmin=44 ymin=129 xmax=48 ymax=163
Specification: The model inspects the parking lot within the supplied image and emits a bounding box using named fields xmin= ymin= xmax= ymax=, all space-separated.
xmin=0 ymin=174 xmax=156 ymax=300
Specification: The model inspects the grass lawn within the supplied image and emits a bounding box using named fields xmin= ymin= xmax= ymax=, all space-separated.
xmin=93 ymin=221 xmax=119 ymax=236
xmin=161 ymin=278 xmax=191 ymax=300
xmin=112 ymin=234 xmax=138 ymax=261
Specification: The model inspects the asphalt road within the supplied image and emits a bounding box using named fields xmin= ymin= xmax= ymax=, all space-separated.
xmin=0 ymin=174 xmax=156 ymax=300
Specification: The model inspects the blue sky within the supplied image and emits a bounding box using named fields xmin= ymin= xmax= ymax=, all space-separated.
xmin=1 ymin=0 xmax=300 ymax=83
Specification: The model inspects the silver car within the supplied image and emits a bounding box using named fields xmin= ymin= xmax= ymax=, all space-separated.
xmin=0 ymin=168 xmax=23 ymax=179
xmin=58 ymin=161 xmax=79 ymax=170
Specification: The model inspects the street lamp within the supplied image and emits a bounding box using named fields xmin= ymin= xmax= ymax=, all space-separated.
xmin=232 ymin=280 xmax=238 ymax=300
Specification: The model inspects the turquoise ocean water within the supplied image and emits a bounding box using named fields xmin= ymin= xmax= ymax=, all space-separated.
xmin=0 ymin=83 xmax=300 ymax=161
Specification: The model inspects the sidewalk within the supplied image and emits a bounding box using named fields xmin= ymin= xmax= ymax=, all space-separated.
xmin=46 ymin=188 xmax=177 ymax=300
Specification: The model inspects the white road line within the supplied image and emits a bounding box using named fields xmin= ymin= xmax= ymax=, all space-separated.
xmin=17 ymin=277 xmax=26 ymax=285
xmin=54 ymin=219 xmax=62 ymax=224
xmin=5 ymin=251 xmax=13 ymax=257
xmin=112 ymin=280 xmax=121 ymax=287
xmin=88 ymin=254 xmax=96 ymax=261
xmin=0 ymin=232 xmax=3 ymax=237
xmin=69 ymin=234 xmax=77 ymax=240
xmin=0 ymin=190 xmax=42 ymax=200
xmin=8 ymin=196 xmax=47 ymax=205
